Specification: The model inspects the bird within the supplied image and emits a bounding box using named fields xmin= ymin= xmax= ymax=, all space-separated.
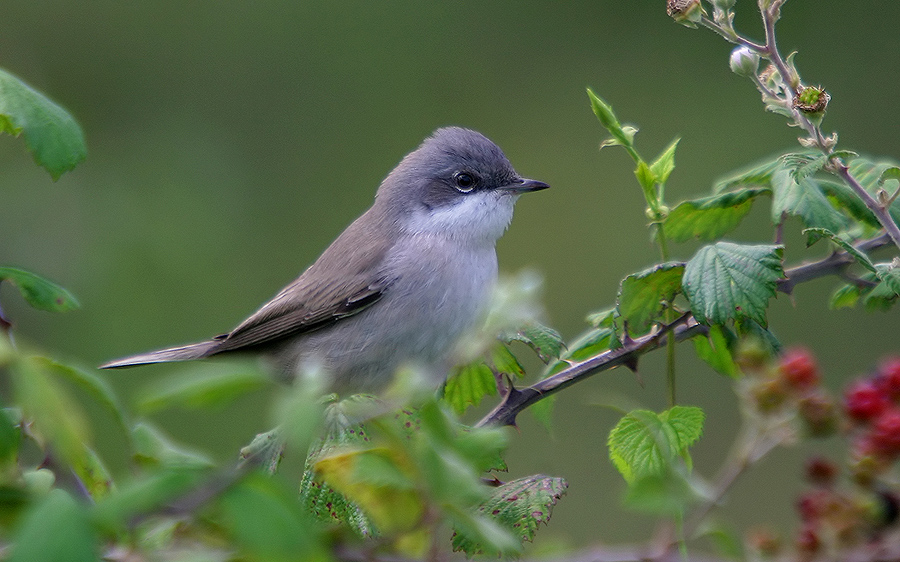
xmin=100 ymin=127 xmax=549 ymax=393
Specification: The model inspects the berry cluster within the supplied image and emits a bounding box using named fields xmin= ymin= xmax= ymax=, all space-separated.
xmin=744 ymin=346 xmax=837 ymax=436
xmin=791 ymin=355 xmax=900 ymax=559
xmin=741 ymin=348 xmax=900 ymax=560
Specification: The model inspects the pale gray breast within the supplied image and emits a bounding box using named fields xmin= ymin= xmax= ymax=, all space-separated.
xmin=272 ymin=232 xmax=498 ymax=392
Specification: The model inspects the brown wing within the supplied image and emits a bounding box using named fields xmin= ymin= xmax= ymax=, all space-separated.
xmin=208 ymin=205 xmax=397 ymax=354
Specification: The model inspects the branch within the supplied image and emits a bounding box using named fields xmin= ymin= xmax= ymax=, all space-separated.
xmin=477 ymin=313 xmax=704 ymax=428
xmin=478 ymin=233 xmax=893 ymax=428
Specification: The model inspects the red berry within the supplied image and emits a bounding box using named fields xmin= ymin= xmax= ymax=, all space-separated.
xmin=804 ymin=456 xmax=838 ymax=486
xmin=779 ymin=347 xmax=820 ymax=390
xmin=796 ymin=490 xmax=828 ymax=522
xmin=795 ymin=524 xmax=820 ymax=554
xmin=877 ymin=357 xmax=900 ymax=399
xmin=844 ymin=379 xmax=890 ymax=422
xmin=870 ymin=408 xmax=900 ymax=457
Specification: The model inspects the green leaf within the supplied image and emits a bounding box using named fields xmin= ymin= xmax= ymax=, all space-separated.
xmin=617 ymin=263 xmax=684 ymax=335
xmin=683 ymin=242 xmax=784 ymax=327
xmin=649 ymin=138 xmax=680 ymax=185
xmin=501 ymin=322 xmax=565 ymax=363
xmin=692 ymin=324 xmax=739 ymax=378
xmin=34 ymin=358 xmax=130 ymax=441
xmin=219 ymin=472 xmax=324 ymax=562
xmin=875 ymin=261 xmax=900 ymax=297
xmin=300 ymin=400 xmax=379 ymax=537
xmin=735 ymin=318 xmax=782 ymax=356
xmin=131 ymin=422 xmax=215 ymax=469
xmin=623 ymin=469 xmax=699 ymax=517
xmin=0 ymin=67 xmax=87 ymax=179
xmin=444 ymin=363 xmax=497 ymax=415
xmin=448 ymin=504 xmax=522 ymax=558
xmin=9 ymin=489 xmax=98 ymax=562
xmin=11 ymin=356 xmax=92 ymax=468
xmin=587 ymin=88 xmax=632 ymax=148
xmin=818 ymin=179 xmax=881 ymax=229
xmin=771 ymin=168 xmax=849 ymax=236
xmin=607 ymin=406 xmax=705 ymax=483
xmin=239 ymin=428 xmax=285 ymax=474
xmin=453 ymin=475 xmax=567 ymax=554
xmin=635 ymin=160 xmax=656 ymax=194
xmin=830 ymin=282 xmax=863 ymax=309
xmin=846 ymin=157 xmax=900 ymax=225
xmin=714 ymin=156 xmax=784 ymax=193
xmin=803 ymin=228 xmax=876 ymax=272
xmin=137 ymin=361 xmax=269 ymax=413
xmin=0 ymin=267 xmax=79 ymax=312
xmin=664 ymin=188 xmax=769 ymax=242
xmin=0 ymin=408 xmax=20 ymax=465
xmin=93 ymin=467 xmax=208 ymax=532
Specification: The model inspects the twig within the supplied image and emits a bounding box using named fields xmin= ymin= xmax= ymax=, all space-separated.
xmin=477 ymin=313 xmax=703 ymax=428
xmin=479 ymin=232 xmax=892 ymax=428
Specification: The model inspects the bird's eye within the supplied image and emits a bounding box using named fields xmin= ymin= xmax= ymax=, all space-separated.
xmin=453 ymin=172 xmax=477 ymax=193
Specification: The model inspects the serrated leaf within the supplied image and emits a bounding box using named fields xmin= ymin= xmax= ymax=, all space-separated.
xmin=735 ymin=318 xmax=782 ymax=356
xmin=664 ymin=188 xmax=768 ymax=242
xmin=137 ymin=362 xmax=269 ymax=413
xmin=453 ymin=475 xmax=567 ymax=555
xmin=683 ymin=242 xmax=784 ymax=327
xmin=444 ymin=363 xmax=495 ymax=415
xmin=0 ymin=68 xmax=87 ymax=179
xmin=875 ymin=262 xmax=900 ymax=297
xmin=771 ymin=168 xmax=849 ymax=235
xmin=608 ymin=406 xmax=705 ymax=483
xmin=846 ymin=157 xmax=900 ymax=225
xmin=617 ymin=263 xmax=684 ymax=335
xmin=9 ymin=489 xmax=98 ymax=562
xmin=692 ymin=325 xmax=739 ymax=378
xmin=714 ymin=157 xmax=784 ymax=193
xmin=501 ymin=322 xmax=565 ymax=363
xmin=449 ymin=504 xmax=522 ymax=558
xmin=650 ymin=138 xmax=680 ymax=185
xmin=864 ymin=279 xmax=899 ymax=311
xmin=314 ymin=447 xmax=424 ymax=534
xmin=818 ymin=179 xmax=881 ymax=229
xmin=803 ymin=227 xmax=876 ymax=272
xmin=300 ymin=400 xmax=380 ymax=537
xmin=0 ymin=267 xmax=79 ymax=312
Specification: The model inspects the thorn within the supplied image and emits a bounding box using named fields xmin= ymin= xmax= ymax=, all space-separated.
xmin=624 ymin=357 xmax=644 ymax=388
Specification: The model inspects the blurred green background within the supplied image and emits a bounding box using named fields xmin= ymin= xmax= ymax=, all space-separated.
xmin=2 ymin=0 xmax=899 ymax=550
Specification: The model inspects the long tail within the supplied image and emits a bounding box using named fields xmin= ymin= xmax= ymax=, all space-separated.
xmin=99 ymin=340 xmax=220 ymax=369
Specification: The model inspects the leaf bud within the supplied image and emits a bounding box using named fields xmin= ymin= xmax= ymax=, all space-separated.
xmin=729 ymin=46 xmax=760 ymax=77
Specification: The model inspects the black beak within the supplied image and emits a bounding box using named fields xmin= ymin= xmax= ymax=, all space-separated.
xmin=499 ymin=178 xmax=550 ymax=194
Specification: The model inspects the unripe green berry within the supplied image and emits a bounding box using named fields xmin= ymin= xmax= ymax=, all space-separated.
xmin=729 ymin=46 xmax=760 ymax=77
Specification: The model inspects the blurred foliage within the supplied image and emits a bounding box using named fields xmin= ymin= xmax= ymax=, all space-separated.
xmin=2 ymin=1 xmax=900 ymax=560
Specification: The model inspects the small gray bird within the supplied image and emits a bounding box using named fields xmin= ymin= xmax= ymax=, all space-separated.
xmin=101 ymin=127 xmax=548 ymax=393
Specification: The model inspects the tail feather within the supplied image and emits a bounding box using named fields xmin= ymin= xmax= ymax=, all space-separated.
xmin=99 ymin=340 xmax=220 ymax=369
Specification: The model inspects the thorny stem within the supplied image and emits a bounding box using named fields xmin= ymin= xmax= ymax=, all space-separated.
xmin=832 ymin=162 xmax=900 ymax=250
xmin=478 ymin=232 xmax=892 ymax=428
xmin=702 ymin=0 xmax=900 ymax=251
